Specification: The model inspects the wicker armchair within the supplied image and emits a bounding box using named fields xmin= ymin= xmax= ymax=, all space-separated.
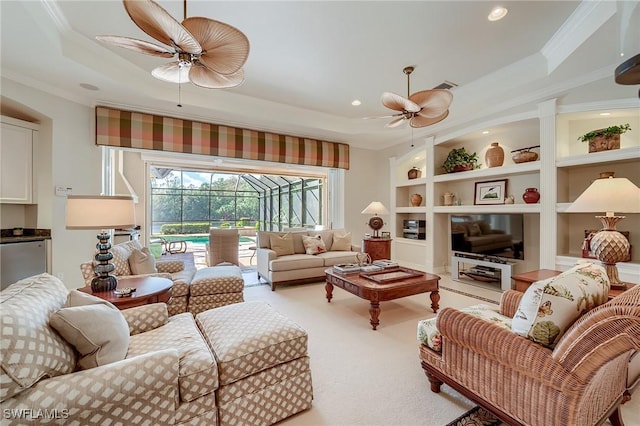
xmin=420 ymin=285 xmax=640 ymax=426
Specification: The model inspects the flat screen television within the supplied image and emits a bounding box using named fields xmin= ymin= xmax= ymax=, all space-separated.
xmin=451 ymin=214 xmax=524 ymax=260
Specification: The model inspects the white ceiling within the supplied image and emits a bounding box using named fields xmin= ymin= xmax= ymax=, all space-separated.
xmin=1 ymin=1 xmax=638 ymax=150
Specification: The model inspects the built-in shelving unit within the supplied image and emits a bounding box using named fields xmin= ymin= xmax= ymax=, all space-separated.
xmin=555 ymin=108 xmax=640 ymax=275
xmin=389 ymin=101 xmax=640 ymax=286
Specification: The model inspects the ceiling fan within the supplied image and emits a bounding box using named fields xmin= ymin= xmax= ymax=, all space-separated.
xmin=96 ymin=0 xmax=249 ymax=89
xmin=377 ymin=66 xmax=454 ymax=128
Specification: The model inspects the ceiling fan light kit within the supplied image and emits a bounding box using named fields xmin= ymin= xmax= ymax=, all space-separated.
xmin=379 ymin=66 xmax=453 ymax=129
xmin=97 ymin=0 xmax=249 ymax=89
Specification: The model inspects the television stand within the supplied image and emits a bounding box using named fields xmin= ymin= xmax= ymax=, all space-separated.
xmin=451 ymin=253 xmax=514 ymax=291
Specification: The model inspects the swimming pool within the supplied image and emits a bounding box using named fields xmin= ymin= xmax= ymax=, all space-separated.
xmin=155 ymin=235 xmax=255 ymax=244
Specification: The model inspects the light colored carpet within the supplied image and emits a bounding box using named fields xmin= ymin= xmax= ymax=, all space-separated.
xmin=242 ymin=275 xmax=640 ymax=426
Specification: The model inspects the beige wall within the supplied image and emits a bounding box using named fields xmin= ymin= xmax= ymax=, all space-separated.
xmin=2 ymin=78 xmax=103 ymax=288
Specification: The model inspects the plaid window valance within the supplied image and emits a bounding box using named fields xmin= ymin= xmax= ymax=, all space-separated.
xmin=95 ymin=106 xmax=349 ymax=169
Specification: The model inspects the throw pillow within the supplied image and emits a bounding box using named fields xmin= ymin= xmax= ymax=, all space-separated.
xmin=50 ymin=290 xmax=130 ymax=370
xmin=468 ymin=223 xmax=482 ymax=236
xmin=302 ymin=234 xmax=327 ymax=255
xmin=110 ymin=240 xmax=142 ymax=276
xmin=269 ymin=233 xmax=295 ymax=256
xmin=511 ymin=262 xmax=609 ymax=348
xmin=129 ymin=247 xmax=157 ymax=275
xmin=331 ymin=232 xmax=352 ymax=251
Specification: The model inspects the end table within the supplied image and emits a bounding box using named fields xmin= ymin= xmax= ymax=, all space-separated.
xmin=78 ymin=276 xmax=173 ymax=310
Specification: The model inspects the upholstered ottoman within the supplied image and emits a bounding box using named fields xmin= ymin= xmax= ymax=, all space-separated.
xmin=196 ymin=301 xmax=313 ymax=426
xmin=188 ymin=265 xmax=244 ymax=315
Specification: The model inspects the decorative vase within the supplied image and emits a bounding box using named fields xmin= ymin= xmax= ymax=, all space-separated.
xmin=485 ymin=142 xmax=504 ymax=168
xmin=443 ymin=192 xmax=455 ymax=206
xmin=505 ymin=195 xmax=515 ymax=204
xmin=410 ymin=193 xmax=423 ymax=207
xmin=588 ymin=134 xmax=620 ymax=153
xmin=522 ymin=187 xmax=540 ymax=204
xmin=408 ymin=167 xmax=422 ymax=180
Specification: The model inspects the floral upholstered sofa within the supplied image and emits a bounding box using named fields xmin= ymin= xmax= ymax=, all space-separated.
xmin=418 ymin=261 xmax=640 ymax=426
xmin=257 ymin=229 xmax=363 ymax=290
xmin=1 ymin=273 xmax=313 ymax=425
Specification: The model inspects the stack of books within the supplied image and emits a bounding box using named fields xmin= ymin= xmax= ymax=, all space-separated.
xmin=333 ymin=263 xmax=361 ymax=274
xmin=372 ymin=259 xmax=399 ymax=269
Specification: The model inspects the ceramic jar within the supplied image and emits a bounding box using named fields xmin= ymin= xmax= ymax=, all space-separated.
xmin=408 ymin=167 xmax=422 ymax=180
xmin=410 ymin=193 xmax=423 ymax=207
xmin=443 ymin=192 xmax=455 ymax=206
xmin=522 ymin=187 xmax=540 ymax=204
xmin=485 ymin=142 xmax=504 ymax=168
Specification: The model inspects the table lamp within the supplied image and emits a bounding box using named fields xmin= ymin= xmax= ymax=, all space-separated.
xmin=361 ymin=201 xmax=389 ymax=238
xmin=66 ymin=195 xmax=136 ymax=292
xmin=565 ymin=172 xmax=640 ymax=289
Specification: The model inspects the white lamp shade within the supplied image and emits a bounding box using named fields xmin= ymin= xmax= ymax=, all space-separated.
xmin=66 ymin=195 xmax=136 ymax=229
xmin=565 ymin=176 xmax=640 ymax=215
xmin=361 ymin=201 xmax=389 ymax=215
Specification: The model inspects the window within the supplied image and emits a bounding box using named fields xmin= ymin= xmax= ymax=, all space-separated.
xmin=149 ymin=167 xmax=325 ymax=236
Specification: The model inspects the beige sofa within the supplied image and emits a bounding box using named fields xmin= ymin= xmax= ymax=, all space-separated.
xmin=1 ymin=273 xmax=312 ymax=425
xmin=257 ymin=229 xmax=362 ymax=290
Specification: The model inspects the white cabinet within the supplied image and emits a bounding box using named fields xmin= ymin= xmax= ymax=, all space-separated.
xmin=1 ymin=117 xmax=38 ymax=204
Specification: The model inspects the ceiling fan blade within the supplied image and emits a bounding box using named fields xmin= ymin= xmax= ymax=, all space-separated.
xmin=123 ymin=0 xmax=201 ymax=55
xmin=410 ymin=110 xmax=450 ymax=128
xmin=189 ymin=64 xmax=244 ymax=89
xmin=409 ymin=89 xmax=454 ymax=118
xmin=362 ymin=114 xmax=402 ymax=120
xmin=151 ymin=62 xmax=191 ymax=84
xmin=182 ymin=17 xmax=249 ymax=75
xmin=96 ymin=35 xmax=175 ymax=58
xmin=381 ymin=92 xmax=420 ymax=113
xmin=386 ymin=117 xmax=407 ymax=128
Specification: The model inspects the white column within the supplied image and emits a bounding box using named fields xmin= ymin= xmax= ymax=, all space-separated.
xmin=538 ymin=99 xmax=557 ymax=269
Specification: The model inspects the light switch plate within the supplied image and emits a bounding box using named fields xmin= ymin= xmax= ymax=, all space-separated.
xmin=55 ymin=186 xmax=72 ymax=197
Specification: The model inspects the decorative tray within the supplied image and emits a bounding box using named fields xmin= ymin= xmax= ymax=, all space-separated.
xmin=360 ymin=267 xmax=422 ymax=283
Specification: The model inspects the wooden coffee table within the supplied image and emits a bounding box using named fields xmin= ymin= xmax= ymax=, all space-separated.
xmin=325 ymin=267 xmax=440 ymax=330
xmin=78 ymin=276 xmax=173 ymax=310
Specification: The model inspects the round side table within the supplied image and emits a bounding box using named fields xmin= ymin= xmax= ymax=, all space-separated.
xmin=78 ymin=276 xmax=173 ymax=310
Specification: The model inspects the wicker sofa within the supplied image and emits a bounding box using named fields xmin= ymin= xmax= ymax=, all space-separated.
xmin=1 ymin=273 xmax=312 ymax=425
xmin=418 ymin=262 xmax=640 ymax=426
xmin=256 ymin=229 xmax=362 ymax=290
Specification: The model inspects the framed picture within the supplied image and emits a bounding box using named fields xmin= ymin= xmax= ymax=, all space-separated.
xmin=381 ymin=231 xmax=391 ymax=238
xmin=474 ymin=179 xmax=508 ymax=205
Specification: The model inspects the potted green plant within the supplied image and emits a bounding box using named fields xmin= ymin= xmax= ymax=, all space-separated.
xmin=578 ymin=123 xmax=631 ymax=153
xmin=443 ymin=147 xmax=480 ymax=173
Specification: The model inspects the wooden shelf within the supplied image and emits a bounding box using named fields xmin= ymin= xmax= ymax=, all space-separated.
xmin=396 ymin=207 xmax=427 ymax=213
xmin=395 ymin=177 xmax=428 ymax=187
xmin=556 ymin=146 xmax=640 ymax=168
xmin=433 ymin=161 xmax=540 ymax=183
xmin=433 ymin=204 xmax=540 ymax=214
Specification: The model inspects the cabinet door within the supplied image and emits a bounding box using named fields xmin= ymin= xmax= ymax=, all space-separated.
xmin=1 ymin=122 xmax=33 ymax=203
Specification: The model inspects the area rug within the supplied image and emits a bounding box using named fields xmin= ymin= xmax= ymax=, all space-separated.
xmin=445 ymin=406 xmax=501 ymax=426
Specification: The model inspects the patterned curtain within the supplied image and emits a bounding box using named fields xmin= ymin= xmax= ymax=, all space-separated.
xmin=95 ymin=106 xmax=350 ymax=169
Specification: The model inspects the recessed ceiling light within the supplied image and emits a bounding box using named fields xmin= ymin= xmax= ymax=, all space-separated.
xmin=488 ymin=6 xmax=508 ymax=21
xmin=351 ymin=99 xmax=361 ymax=106
xmin=600 ymin=112 xmax=611 ymax=116
xmin=482 ymin=131 xmax=490 ymax=134
xmin=79 ymin=83 xmax=99 ymax=91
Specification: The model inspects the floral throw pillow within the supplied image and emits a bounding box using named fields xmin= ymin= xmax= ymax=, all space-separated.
xmin=417 ymin=304 xmax=512 ymax=352
xmin=302 ymin=234 xmax=327 ymax=255
xmin=511 ymin=261 xmax=609 ymax=348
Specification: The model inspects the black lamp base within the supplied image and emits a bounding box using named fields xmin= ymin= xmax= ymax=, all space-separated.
xmin=91 ymin=275 xmax=118 ymax=292
xmin=92 ymin=231 xmax=118 ymax=292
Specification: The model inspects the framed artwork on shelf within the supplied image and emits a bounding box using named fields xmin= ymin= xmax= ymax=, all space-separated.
xmin=381 ymin=232 xmax=391 ymax=238
xmin=474 ymin=179 xmax=508 ymax=205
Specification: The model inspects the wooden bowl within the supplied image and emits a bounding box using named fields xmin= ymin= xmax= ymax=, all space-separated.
xmin=512 ymin=151 xmax=538 ymax=163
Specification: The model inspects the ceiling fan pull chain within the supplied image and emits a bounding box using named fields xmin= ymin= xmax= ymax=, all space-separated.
xmin=177 ymin=67 xmax=183 ymax=107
